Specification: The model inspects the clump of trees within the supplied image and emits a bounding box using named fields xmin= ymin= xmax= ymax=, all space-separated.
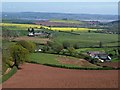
xmin=2 ymin=30 xmax=19 ymax=41
xmin=9 ymin=44 xmax=29 ymax=69
xmin=17 ymin=40 xmax=36 ymax=53
xmin=3 ymin=40 xmax=36 ymax=69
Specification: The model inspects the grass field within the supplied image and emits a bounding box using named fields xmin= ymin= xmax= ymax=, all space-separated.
xmin=28 ymin=53 xmax=100 ymax=68
xmin=53 ymin=32 xmax=118 ymax=47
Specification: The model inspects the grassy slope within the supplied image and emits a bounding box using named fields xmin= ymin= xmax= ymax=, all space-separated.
xmin=53 ymin=32 xmax=118 ymax=47
xmin=29 ymin=53 xmax=100 ymax=68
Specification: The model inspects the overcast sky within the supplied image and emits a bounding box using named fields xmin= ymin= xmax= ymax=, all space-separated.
xmin=2 ymin=2 xmax=119 ymax=15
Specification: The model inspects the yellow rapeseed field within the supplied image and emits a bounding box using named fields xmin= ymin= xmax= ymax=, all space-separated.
xmin=1 ymin=23 xmax=97 ymax=31
xmin=1 ymin=23 xmax=41 ymax=28
xmin=50 ymin=27 xmax=96 ymax=31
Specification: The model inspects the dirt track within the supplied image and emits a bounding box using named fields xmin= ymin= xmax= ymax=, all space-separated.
xmin=3 ymin=63 xmax=118 ymax=88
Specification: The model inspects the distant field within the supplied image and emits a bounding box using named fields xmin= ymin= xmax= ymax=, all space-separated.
xmin=49 ymin=19 xmax=83 ymax=24
xmin=53 ymin=32 xmax=118 ymax=47
xmin=1 ymin=23 xmax=41 ymax=30
xmin=50 ymin=27 xmax=97 ymax=31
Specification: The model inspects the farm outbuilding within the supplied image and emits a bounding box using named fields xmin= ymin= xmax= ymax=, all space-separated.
xmin=87 ymin=51 xmax=111 ymax=62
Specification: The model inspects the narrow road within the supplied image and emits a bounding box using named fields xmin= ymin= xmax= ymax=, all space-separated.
xmin=3 ymin=63 xmax=118 ymax=88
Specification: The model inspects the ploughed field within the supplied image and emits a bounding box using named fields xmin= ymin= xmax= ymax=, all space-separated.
xmin=3 ymin=63 xmax=118 ymax=88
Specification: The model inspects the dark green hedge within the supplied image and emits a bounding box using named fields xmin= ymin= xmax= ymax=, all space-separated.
xmin=43 ymin=63 xmax=118 ymax=70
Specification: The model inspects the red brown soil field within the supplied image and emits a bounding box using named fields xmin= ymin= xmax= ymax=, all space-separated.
xmin=99 ymin=62 xmax=120 ymax=69
xmin=3 ymin=63 xmax=118 ymax=88
xmin=57 ymin=56 xmax=100 ymax=68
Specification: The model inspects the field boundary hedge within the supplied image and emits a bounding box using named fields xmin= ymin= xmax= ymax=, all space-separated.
xmin=27 ymin=61 xmax=119 ymax=70
xmin=1 ymin=66 xmax=17 ymax=83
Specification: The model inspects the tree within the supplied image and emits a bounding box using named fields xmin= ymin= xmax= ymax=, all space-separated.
xmin=51 ymin=42 xmax=63 ymax=54
xmin=99 ymin=41 xmax=103 ymax=48
xmin=9 ymin=44 xmax=29 ymax=69
xmin=73 ymin=43 xmax=80 ymax=49
xmin=31 ymin=28 xmax=35 ymax=34
xmin=17 ymin=40 xmax=36 ymax=53
xmin=67 ymin=47 xmax=75 ymax=56
xmin=28 ymin=28 xmax=30 ymax=32
xmin=63 ymin=41 xmax=70 ymax=49
xmin=88 ymin=30 xmax=91 ymax=33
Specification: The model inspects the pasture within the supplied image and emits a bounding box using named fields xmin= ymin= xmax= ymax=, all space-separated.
xmin=29 ymin=53 xmax=100 ymax=68
xmin=52 ymin=32 xmax=118 ymax=47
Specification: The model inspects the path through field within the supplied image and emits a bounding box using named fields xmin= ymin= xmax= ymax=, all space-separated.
xmin=3 ymin=63 xmax=118 ymax=88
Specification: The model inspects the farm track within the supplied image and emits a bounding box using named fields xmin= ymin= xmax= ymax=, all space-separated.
xmin=3 ymin=63 xmax=118 ymax=88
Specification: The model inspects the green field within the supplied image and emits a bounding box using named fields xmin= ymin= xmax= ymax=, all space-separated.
xmin=28 ymin=53 xmax=100 ymax=68
xmin=52 ymin=32 xmax=118 ymax=47
xmin=29 ymin=53 xmax=58 ymax=64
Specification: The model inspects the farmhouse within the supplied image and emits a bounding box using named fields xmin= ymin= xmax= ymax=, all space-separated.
xmin=87 ymin=51 xmax=111 ymax=62
xmin=27 ymin=28 xmax=50 ymax=37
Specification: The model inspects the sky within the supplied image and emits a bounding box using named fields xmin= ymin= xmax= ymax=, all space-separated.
xmin=1 ymin=0 xmax=120 ymax=2
xmin=2 ymin=2 xmax=119 ymax=15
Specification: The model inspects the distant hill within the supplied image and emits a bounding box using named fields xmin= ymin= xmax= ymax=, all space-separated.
xmin=105 ymin=20 xmax=119 ymax=33
xmin=2 ymin=12 xmax=118 ymax=21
